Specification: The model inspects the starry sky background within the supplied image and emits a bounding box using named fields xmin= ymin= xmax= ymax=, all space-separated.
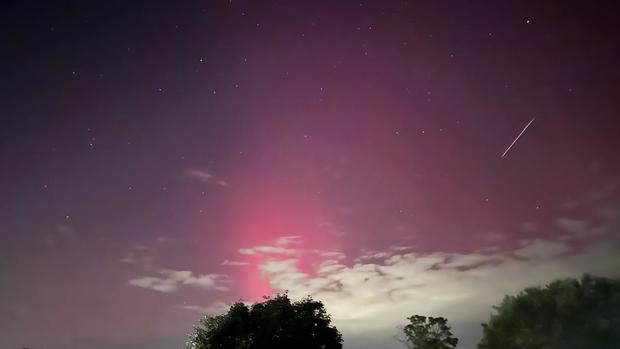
xmin=2 ymin=1 xmax=620 ymax=349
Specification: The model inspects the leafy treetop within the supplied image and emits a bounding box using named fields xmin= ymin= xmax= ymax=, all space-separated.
xmin=478 ymin=274 xmax=620 ymax=349
xmin=401 ymin=315 xmax=458 ymax=349
xmin=187 ymin=294 xmax=343 ymax=349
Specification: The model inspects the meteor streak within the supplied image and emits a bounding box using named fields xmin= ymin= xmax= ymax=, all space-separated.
xmin=501 ymin=117 xmax=536 ymax=158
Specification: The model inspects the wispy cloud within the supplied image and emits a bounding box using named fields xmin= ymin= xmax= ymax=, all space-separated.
xmin=388 ymin=245 xmax=413 ymax=252
xmin=513 ymin=239 xmax=571 ymax=259
xmin=121 ymin=245 xmax=156 ymax=265
xmin=155 ymin=236 xmax=176 ymax=244
xmin=184 ymin=168 xmax=228 ymax=187
xmin=354 ymin=249 xmax=393 ymax=263
xmin=221 ymin=259 xmax=249 ymax=266
xmin=320 ymin=251 xmax=347 ymax=260
xmin=176 ymin=301 xmax=230 ymax=315
xmin=239 ymin=236 xmax=344 ymax=258
xmin=556 ymin=217 xmax=589 ymax=234
xmin=128 ymin=269 xmax=230 ymax=293
xmin=318 ymin=220 xmax=347 ymax=237
xmin=239 ymin=245 xmax=297 ymax=256
xmin=121 ymin=237 xmax=178 ymax=265
xmin=275 ymin=235 xmax=302 ymax=245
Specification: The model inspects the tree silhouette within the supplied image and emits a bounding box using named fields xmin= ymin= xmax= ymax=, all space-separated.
xmin=187 ymin=294 xmax=342 ymax=349
xmin=398 ymin=315 xmax=458 ymax=349
xmin=479 ymin=274 xmax=620 ymax=349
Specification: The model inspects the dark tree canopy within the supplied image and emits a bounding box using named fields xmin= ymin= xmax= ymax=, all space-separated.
xmin=187 ymin=294 xmax=343 ymax=349
xmin=401 ymin=315 xmax=458 ymax=349
xmin=479 ymin=274 xmax=620 ymax=349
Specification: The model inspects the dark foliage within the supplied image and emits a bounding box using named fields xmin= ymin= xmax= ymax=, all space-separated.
xmin=187 ymin=294 xmax=342 ymax=349
xmin=401 ymin=315 xmax=458 ymax=349
xmin=479 ymin=274 xmax=620 ymax=349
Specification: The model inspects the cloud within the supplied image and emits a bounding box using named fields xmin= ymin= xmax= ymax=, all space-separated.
xmin=513 ymin=239 xmax=571 ymax=259
xmin=128 ymin=269 xmax=230 ymax=293
xmin=176 ymin=301 xmax=230 ymax=315
xmin=275 ymin=235 xmax=302 ymax=245
xmin=589 ymin=182 xmax=617 ymax=201
xmin=242 ymin=228 xmax=620 ymax=349
xmin=238 ymin=236 xmax=344 ymax=259
xmin=155 ymin=236 xmax=176 ymax=244
xmin=184 ymin=168 xmax=213 ymax=182
xmin=483 ymin=232 xmax=506 ymax=242
xmin=556 ymin=218 xmax=589 ymax=234
xmin=321 ymin=251 xmax=347 ymax=260
xmin=562 ymin=183 xmax=618 ymax=210
xmin=78 ymin=336 xmax=183 ymax=349
xmin=121 ymin=245 xmax=156 ymax=265
xmin=354 ymin=249 xmax=393 ymax=263
xmin=520 ymin=221 xmax=539 ymax=232
xmin=318 ymin=220 xmax=347 ymax=237
xmin=221 ymin=259 xmax=249 ymax=266
xmin=184 ymin=168 xmax=228 ymax=187
xmin=239 ymin=245 xmax=297 ymax=256
xmin=556 ymin=217 xmax=611 ymax=241
xmin=388 ymin=245 xmax=413 ymax=252
xmin=121 ymin=237 xmax=178 ymax=265
xmin=206 ymin=208 xmax=620 ymax=348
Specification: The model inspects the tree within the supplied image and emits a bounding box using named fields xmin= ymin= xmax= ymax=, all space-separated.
xmin=399 ymin=315 xmax=458 ymax=349
xmin=478 ymin=274 xmax=620 ymax=349
xmin=187 ymin=294 xmax=343 ymax=349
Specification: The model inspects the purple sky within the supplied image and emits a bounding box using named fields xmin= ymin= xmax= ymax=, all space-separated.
xmin=2 ymin=1 xmax=620 ymax=348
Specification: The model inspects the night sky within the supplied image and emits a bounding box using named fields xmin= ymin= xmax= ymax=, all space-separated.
xmin=2 ymin=1 xmax=620 ymax=348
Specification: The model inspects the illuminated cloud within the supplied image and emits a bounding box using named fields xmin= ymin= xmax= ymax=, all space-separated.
xmin=221 ymin=259 xmax=249 ymax=266
xmin=176 ymin=302 xmax=230 ymax=315
xmin=388 ymin=245 xmax=414 ymax=252
xmin=239 ymin=226 xmax=620 ymax=349
xmin=354 ymin=250 xmax=393 ymax=263
xmin=513 ymin=239 xmax=571 ymax=259
xmin=238 ymin=245 xmax=297 ymax=256
xmin=275 ymin=235 xmax=303 ymax=245
xmin=239 ymin=236 xmax=340 ymax=258
xmin=556 ymin=217 xmax=589 ymax=234
xmin=318 ymin=220 xmax=348 ymax=237
xmin=129 ymin=269 xmax=230 ymax=293
xmin=320 ymin=251 xmax=347 ymax=260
